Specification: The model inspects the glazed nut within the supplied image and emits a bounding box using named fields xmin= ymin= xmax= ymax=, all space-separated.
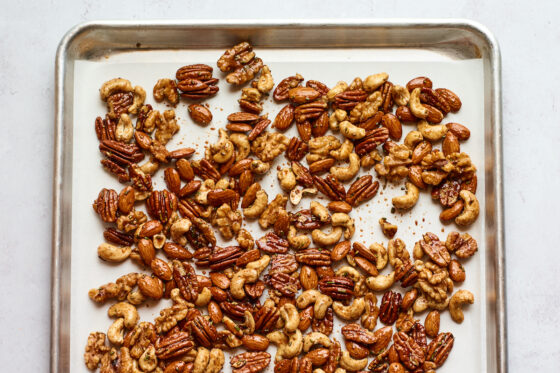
xmin=409 ymin=88 xmax=428 ymax=119
xmin=442 ymin=131 xmax=460 ymax=156
xmin=300 ymin=265 xmax=318 ymax=290
xmin=138 ymin=275 xmax=164 ymax=300
xmin=449 ymin=289 xmax=474 ymax=323
xmin=446 ymin=122 xmax=470 ymax=140
xmin=448 ymin=259 xmax=466 ymax=282
xmin=364 ymin=73 xmax=388 ymax=92
xmin=242 ymin=334 xmax=270 ymax=351
xmin=424 ymin=310 xmax=440 ymax=338
xmin=339 ymin=121 xmax=366 ymax=140
xmin=379 ymin=218 xmax=398 ymax=238
xmin=188 ymin=104 xmax=213 ymax=125
xmin=406 ymin=76 xmax=433 ymax=91
xmin=107 ymin=302 xmax=138 ymax=328
xmin=288 ymin=87 xmax=320 ymax=104
xmin=417 ymin=120 xmax=448 ymax=141
xmin=382 ymin=113 xmax=402 ymax=140
xmin=153 ymin=78 xmax=179 ymax=105
xmin=366 ymin=272 xmax=395 ymax=292
xmin=455 ymin=190 xmax=479 ymax=226
xmin=392 ymin=182 xmax=420 ymax=210
xmin=97 ymin=243 xmax=131 ymax=263
xmin=309 ymin=158 xmax=336 ymax=174
xmin=328 ymin=201 xmax=352 ymax=213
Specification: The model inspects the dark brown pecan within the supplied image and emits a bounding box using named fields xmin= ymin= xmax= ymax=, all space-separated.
xmin=192 ymin=247 xmax=212 ymax=266
xmin=318 ymin=276 xmax=354 ymax=300
xmin=248 ymin=118 xmax=271 ymax=141
xmin=286 ymin=137 xmax=309 ymax=161
xmin=209 ymin=246 xmax=243 ymax=271
xmin=245 ymin=280 xmax=265 ymax=299
xmin=155 ymin=331 xmax=194 ymax=360
xmin=176 ymin=64 xmax=219 ymax=100
xmin=256 ymin=232 xmax=289 ymax=254
xmin=420 ymin=87 xmax=450 ymax=114
xmin=220 ymin=301 xmax=253 ymax=321
xmin=101 ymin=159 xmax=130 ymax=183
xmin=438 ymin=179 xmax=461 ymax=207
xmin=226 ymin=57 xmax=263 ymax=85
xmin=231 ymin=351 xmax=271 ymax=373
xmin=379 ymin=82 xmax=394 ymax=113
xmin=236 ymin=249 xmax=261 ymax=266
xmin=410 ymin=322 xmax=428 ymax=353
xmin=393 ymin=332 xmax=425 ymax=370
xmin=291 ymin=161 xmax=314 ymax=187
xmin=92 ymin=188 xmax=118 ymax=223
xmin=426 ymin=332 xmax=454 ymax=367
xmin=253 ymin=306 xmax=280 ymax=332
xmin=192 ymin=159 xmax=221 ymax=182
xmin=217 ymin=43 xmax=255 ymax=72
xmin=312 ymin=307 xmax=333 ymax=335
xmin=306 ymin=80 xmax=330 ymax=95
xmin=346 ymin=175 xmax=379 ymax=206
xmin=295 ymin=248 xmax=332 ymax=267
xmin=95 ymin=115 xmax=116 ymax=141
xmin=324 ymin=339 xmax=341 ymax=373
xmin=128 ymin=164 xmax=153 ymax=192
xmin=264 ymin=272 xmax=301 ymax=297
xmin=103 ymin=228 xmax=134 ymax=246
xmin=419 ymin=232 xmax=450 ymax=267
xmin=269 ymin=254 xmax=298 ymax=274
xmin=311 ymin=111 xmax=329 ymax=138
xmin=394 ymin=261 xmax=418 ymax=287
xmin=168 ymin=147 xmax=195 ymax=160
xmin=99 ymin=140 xmax=145 ymax=166
xmin=107 ymin=92 xmax=133 ymax=119
xmin=355 ymin=127 xmax=390 ymax=156
xmin=178 ymin=199 xmax=204 ymax=219
xmin=290 ymin=209 xmax=323 ymax=230
xmin=146 ymin=190 xmax=178 ymax=223
xmin=379 ymin=291 xmax=402 ymax=325
xmin=446 ymin=232 xmax=478 ymax=259
xmin=295 ymin=101 xmax=328 ymax=123
xmin=313 ymin=174 xmax=346 ymax=201
xmin=172 ymin=261 xmax=198 ymax=302
xmin=191 ymin=315 xmax=218 ymax=348
xmin=341 ymin=323 xmax=376 ymax=344
xmin=274 ymin=75 xmax=304 ymax=101
xmin=334 ymin=90 xmax=367 ymax=110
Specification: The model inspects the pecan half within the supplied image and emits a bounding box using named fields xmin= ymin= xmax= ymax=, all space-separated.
xmin=256 ymin=232 xmax=289 ymax=254
xmin=290 ymin=209 xmax=323 ymax=230
xmin=341 ymin=323 xmax=376 ymax=345
xmin=419 ymin=233 xmax=450 ymax=267
xmin=318 ymin=276 xmax=354 ymax=300
xmin=95 ymin=115 xmax=116 ymax=141
xmin=93 ymin=188 xmax=118 ymax=223
xmin=274 ymin=75 xmax=304 ymax=101
xmin=101 ymin=159 xmax=130 ymax=183
xmin=295 ymin=248 xmax=332 ymax=267
xmin=172 ymin=261 xmax=198 ymax=302
xmin=346 ymin=175 xmax=379 ymax=206
xmin=394 ymin=261 xmax=419 ymax=288
xmin=355 ymin=127 xmax=389 ymax=157
xmin=253 ymin=306 xmax=280 ymax=332
xmin=155 ymin=331 xmax=194 ymax=360
xmin=103 ymin=228 xmax=134 ymax=246
xmin=191 ymin=315 xmax=219 ymax=348
xmin=99 ymin=140 xmax=144 ymax=166
xmin=176 ymin=64 xmax=219 ymax=100
xmin=291 ymin=161 xmax=314 ymax=187
xmin=426 ymin=332 xmax=454 ymax=367
xmin=312 ymin=307 xmax=334 ymax=335
xmin=393 ymin=331 xmax=425 ymax=370
xmin=209 ymin=246 xmax=243 ymax=271
xmin=446 ymin=231 xmax=478 ymax=259
xmin=334 ymin=90 xmax=367 ymax=111
xmin=379 ymin=291 xmax=402 ymax=325
xmin=264 ymin=272 xmax=301 ymax=297
xmin=231 ymin=352 xmax=271 ymax=373
xmin=286 ymin=137 xmax=309 ymax=161
xmin=220 ymin=301 xmax=253 ymax=321
xmin=313 ymin=174 xmax=346 ymax=201
xmin=146 ymin=190 xmax=178 ymax=223
xmin=269 ymin=254 xmax=298 ymax=274
xmin=410 ymin=322 xmax=428 ymax=352
xmin=420 ymin=87 xmax=450 ymax=114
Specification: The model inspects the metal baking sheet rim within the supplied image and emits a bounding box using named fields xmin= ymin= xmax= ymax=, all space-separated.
xmin=52 ymin=19 xmax=505 ymax=372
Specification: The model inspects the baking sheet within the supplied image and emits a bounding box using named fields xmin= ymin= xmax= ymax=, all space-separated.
xmin=70 ymin=50 xmax=485 ymax=372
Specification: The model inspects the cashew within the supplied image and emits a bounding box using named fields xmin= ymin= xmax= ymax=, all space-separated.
xmin=250 ymin=159 xmax=271 ymax=174
xmin=215 ymin=177 xmax=231 ymax=190
xmin=288 ymin=226 xmax=311 ymax=250
xmin=392 ymin=85 xmax=410 ymax=106
xmin=327 ymin=81 xmax=348 ymax=102
xmin=128 ymin=86 xmax=146 ymax=115
xmin=409 ymin=88 xmax=428 ymax=119
xmin=195 ymin=179 xmax=215 ymax=205
xmin=339 ymin=121 xmax=366 ymax=140
xmin=138 ymin=345 xmax=157 ymax=372
xmin=266 ymin=330 xmax=288 ymax=345
xmin=246 ymin=255 xmax=270 ymax=275
xmin=108 ymin=302 xmax=138 ymax=328
xmin=194 ymin=347 xmax=210 ymax=373
xmin=455 ymin=190 xmax=479 ymax=226
xmin=195 ymin=287 xmax=212 ymax=307
xmin=229 ymin=133 xmax=250 ymax=161
xmin=312 ymin=227 xmax=343 ymax=246
xmin=243 ymin=189 xmax=268 ymax=218
xmin=97 ymin=243 xmax=131 ymax=263
xmin=310 ymin=201 xmax=331 ymax=223
xmin=115 ymin=114 xmax=134 ymax=143
xmin=257 ymin=65 xmax=274 ymax=93
xmin=303 ymin=332 xmax=332 ymax=352
xmin=334 ymin=370 xmax=346 ymax=373
xmin=329 ymin=109 xmax=348 ymax=132
xmin=208 ymin=348 xmax=225 ymax=373
xmin=230 ymin=268 xmax=258 ymax=299
xmin=336 ymin=266 xmax=362 ymax=282
xmin=363 ymin=73 xmax=388 ymax=92
xmin=417 ymin=120 xmax=448 ymax=141
xmin=296 ymin=290 xmax=333 ymax=319
xmin=107 ymin=318 xmax=125 ymax=345
xmin=170 ymin=218 xmax=192 ymax=246
xmin=289 ymin=187 xmax=317 ymax=206
xmin=339 ymin=351 xmax=368 ymax=371
xmin=449 ymin=290 xmax=474 ymax=323
xmin=278 ymin=168 xmax=297 ymax=192
xmin=330 ymin=153 xmax=360 ymax=182
xmin=280 ymin=303 xmax=300 ymax=333
xmin=403 ymin=130 xmax=423 ymax=149
xmin=127 ymin=290 xmax=146 ymax=305
xmin=333 ymin=297 xmax=366 ymax=320
xmin=268 ymin=330 xmax=303 ymax=361
xmin=392 ymin=182 xmax=420 ymax=210
xmin=241 ymin=311 xmax=256 ymax=334
xmin=211 ymin=129 xmax=234 ymax=164
xmin=100 ymin=78 xmax=133 ymax=101
xmin=331 ymin=213 xmax=355 ymax=239
xmin=366 ymin=272 xmax=395 ymax=292
xmin=370 ymin=243 xmax=388 ymax=270
xmin=414 ymin=295 xmax=450 ymax=312
xmin=330 ymin=139 xmax=354 ymax=161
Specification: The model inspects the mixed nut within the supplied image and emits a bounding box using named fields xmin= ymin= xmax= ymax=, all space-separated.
xmin=86 ymin=42 xmax=479 ymax=373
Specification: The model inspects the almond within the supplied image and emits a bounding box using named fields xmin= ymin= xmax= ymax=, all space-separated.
xmin=408 ymin=165 xmax=427 ymax=189
xmin=163 ymin=242 xmax=193 ymax=260
xmin=381 ymin=113 xmax=402 ymax=140
xmin=229 ymin=158 xmax=253 ymax=177
xmin=288 ymin=87 xmax=320 ymax=105
xmin=226 ymin=122 xmax=253 ymax=132
xmin=137 ymin=220 xmax=163 ymax=238
xmin=396 ymin=105 xmax=417 ymax=122
xmin=176 ymin=159 xmax=194 ymax=181
xmin=150 ymin=258 xmax=172 ymax=281
xmin=188 ymin=104 xmax=213 ymax=125
xmin=207 ymin=301 xmax=223 ymax=324
xmin=309 ymin=158 xmax=335 ymax=174
xmin=241 ymin=334 xmax=270 ymax=351
xmin=164 ymin=168 xmax=181 ymax=194
xmin=424 ymin=310 xmax=440 ymax=338
xmin=424 ymin=104 xmax=443 ymax=124
xmin=117 ymin=186 xmax=135 ymax=214
xmin=327 ymin=201 xmax=352 ymax=213
xmin=273 ymin=104 xmax=295 ymax=130
xmin=331 ymin=240 xmax=351 ymax=261
xmin=137 ymin=238 xmax=156 ymax=265
xmin=446 ymin=122 xmax=470 ymax=140
xmin=299 ymin=265 xmax=318 ymax=290
xmin=439 ymin=200 xmax=464 ymax=221
xmin=411 ymin=141 xmax=432 ymax=164
xmin=442 ymin=131 xmax=460 ymax=156
xmin=177 ymin=180 xmax=202 ymax=198
xmin=138 ymin=275 xmax=163 ymax=299
xmin=207 ymin=189 xmax=238 ymax=206
xmin=210 ymin=272 xmax=231 ymax=289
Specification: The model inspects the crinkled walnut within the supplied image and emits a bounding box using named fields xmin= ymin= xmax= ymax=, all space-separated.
xmin=349 ymin=92 xmax=382 ymax=123
xmin=251 ymin=132 xmax=289 ymax=162
xmin=153 ymin=78 xmax=179 ymax=105
xmin=259 ymin=194 xmax=288 ymax=229
xmin=236 ymin=229 xmax=255 ymax=250
xmin=155 ymin=110 xmax=180 ymax=145
xmin=127 ymin=322 xmax=157 ymax=359
xmin=88 ymin=273 xmax=140 ymax=303
xmin=117 ymin=210 xmax=147 ymax=232
xmin=212 ymin=203 xmax=242 ymax=240
xmin=154 ymin=302 xmax=190 ymax=334
xmin=374 ymin=143 xmax=412 ymax=181
xmin=84 ymin=332 xmax=110 ymax=370
xmin=388 ymin=238 xmax=411 ymax=268
xmin=446 ymin=152 xmax=477 ymax=180
xmin=306 ymin=136 xmax=342 ymax=163
xmin=414 ymin=260 xmax=453 ymax=303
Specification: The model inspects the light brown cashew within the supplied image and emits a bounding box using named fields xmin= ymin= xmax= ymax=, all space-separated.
xmin=403 ymin=130 xmax=423 ymax=149
xmin=330 ymin=139 xmax=354 ymax=161
xmin=314 ymin=370 xmax=326 ymax=373
xmin=250 ymin=159 xmax=271 ymax=174
xmin=128 ymin=86 xmax=146 ymax=115
xmin=310 ymin=201 xmax=331 ymax=223
xmin=215 ymin=178 xmax=231 ymax=190
xmin=243 ymin=190 xmax=268 ymax=218
xmin=229 ymin=133 xmax=250 ymax=161
xmin=296 ymin=290 xmax=333 ymax=319
xmin=455 ymin=190 xmax=479 ymax=226
xmin=327 ymin=81 xmax=349 ymax=101
xmin=329 ymin=109 xmax=348 ymax=132
xmin=312 ymin=226 xmax=343 ymax=246
xmin=417 ymin=120 xmax=448 ymax=141
xmin=288 ymin=226 xmax=311 ymax=250
xmin=331 ymin=213 xmax=355 ymax=239
xmin=97 ymin=243 xmax=131 ymax=263
xmin=195 ymin=287 xmax=212 ymax=307
xmin=231 ymin=268 xmax=258 ymax=299
xmin=449 ymin=290 xmax=474 ymax=323
xmin=193 ymin=347 xmax=210 ymax=373
xmin=241 ymin=311 xmax=256 ymax=335
xmin=170 ymin=218 xmax=192 ymax=246
xmin=392 ymin=85 xmax=410 ymax=106
xmin=139 ymin=159 xmax=159 ymax=175
xmin=334 ymin=369 xmax=346 ymax=373
xmin=363 ymin=73 xmax=388 ymax=92
xmin=336 ymin=266 xmax=362 ymax=282
xmin=266 ymin=330 xmax=288 ymax=345
xmin=282 ymin=329 xmax=303 ymax=359
xmin=370 ymin=243 xmax=388 ymax=270
xmin=100 ymin=78 xmax=133 ymax=101
xmin=207 ymin=348 xmax=225 ymax=373
xmin=108 ymin=302 xmax=138 ymax=328
xmin=333 ymin=297 xmax=366 ymax=320
xmin=409 ymin=88 xmax=428 ymax=119
xmin=289 ymin=187 xmax=317 ymax=206
xmin=339 ymin=351 xmax=368 ymax=371
xmin=278 ymin=168 xmax=297 ymax=192
xmin=115 ymin=114 xmax=133 ymax=143
xmin=339 ymin=121 xmax=366 ymax=140
xmin=413 ymin=295 xmax=450 ymax=312
xmin=107 ymin=318 xmax=125 ymax=345
xmin=138 ymin=345 xmax=157 ymax=372
xmin=211 ymin=129 xmax=235 ymax=164
xmin=257 ymin=65 xmax=274 ymax=93
xmin=195 ymin=179 xmax=215 ymax=205
xmin=366 ymin=272 xmax=395 ymax=292
xmin=280 ymin=303 xmax=300 ymax=333
xmin=392 ymin=182 xmax=420 ymax=210
xmin=303 ymin=332 xmax=332 ymax=352
xmin=330 ymin=153 xmax=360 ymax=182
xmin=246 ymin=255 xmax=270 ymax=275
xmin=126 ymin=289 xmax=146 ymax=306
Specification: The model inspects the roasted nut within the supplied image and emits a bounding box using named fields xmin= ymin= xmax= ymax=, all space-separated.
xmin=93 ymin=188 xmax=118 ymax=223
xmin=446 ymin=231 xmax=478 ymax=259
xmin=97 ymin=243 xmax=131 ymax=263
xmin=393 ymin=331 xmax=425 ymax=370
xmin=188 ymin=104 xmax=213 ymax=125
xmin=379 ymin=291 xmax=402 ymax=325
xmin=382 ymin=113 xmax=402 ymax=140
xmin=424 ymin=310 xmax=440 ymax=338
xmin=446 ymin=122 xmax=470 ymax=140
xmin=379 ymin=218 xmax=397 ymax=238
xmin=426 ymin=332 xmax=454 ymax=367
xmin=153 ymin=78 xmax=179 ymax=105
xmin=449 ymin=289 xmax=474 ymax=323
xmin=448 ymin=259 xmax=466 ymax=282
xmin=455 ymin=190 xmax=480 ymax=226
xmin=392 ymin=182 xmax=420 ymax=210
xmin=300 ymin=265 xmax=319 ymax=290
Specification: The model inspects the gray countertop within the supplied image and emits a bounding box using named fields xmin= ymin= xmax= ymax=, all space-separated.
xmin=1 ymin=1 xmax=559 ymax=371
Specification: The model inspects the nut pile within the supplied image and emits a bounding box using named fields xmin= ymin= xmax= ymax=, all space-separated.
xmin=85 ymin=42 xmax=480 ymax=373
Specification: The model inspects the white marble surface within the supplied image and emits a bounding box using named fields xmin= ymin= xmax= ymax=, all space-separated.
xmin=1 ymin=0 xmax=559 ymax=371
